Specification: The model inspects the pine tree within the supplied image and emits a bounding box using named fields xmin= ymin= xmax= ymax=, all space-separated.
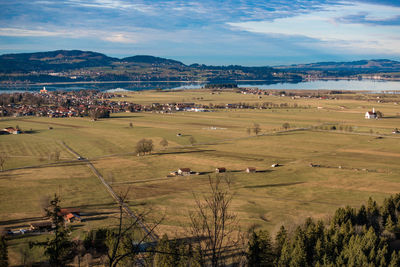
xmin=275 ymin=225 xmax=287 ymax=260
xmin=33 ymin=194 xmax=74 ymax=267
xmin=389 ymin=251 xmax=400 ymax=267
xmin=154 ymin=234 xmax=177 ymax=267
xmin=0 ymin=235 xmax=8 ymax=267
xmin=247 ymin=230 xmax=274 ymax=266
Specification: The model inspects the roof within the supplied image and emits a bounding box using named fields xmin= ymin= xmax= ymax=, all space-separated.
xmin=65 ymin=213 xmax=75 ymax=220
xmin=31 ymin=221 xmax=52 ymax=227
xmin=366 ymin=111 xmax=376 ymax=115
xmin=247 ymin=167 xmax=256 ymax=170
xmin=59 ymin=208 xmax=80 ymax=216
xmin=216 ymin=167 xmax=226 ymax=171
xmin=4 ymin=127 xmax=18 ymax=131
xmin=179 ymin=168 xmax=191 ymax=172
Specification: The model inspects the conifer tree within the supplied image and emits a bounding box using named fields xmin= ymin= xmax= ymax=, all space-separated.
xmin=247 ymin=230 xmax=274 ymax=267
xmin=0 ymin=235 xmax=8 ymax=267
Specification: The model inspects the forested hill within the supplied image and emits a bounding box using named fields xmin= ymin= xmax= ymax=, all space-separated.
xmin=0 ymin=50 xmax=299 ymax=83
xmin=0 ymin=50 xmax=399 ymax=83
xmin=277 ymin=59 xmax=400 ymax=73
xmin=0 ymin=50 xmax=184 ymax=73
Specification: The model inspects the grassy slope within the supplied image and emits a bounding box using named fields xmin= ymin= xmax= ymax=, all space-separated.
xmin=1 ymin=90 xmax=400 ymax=264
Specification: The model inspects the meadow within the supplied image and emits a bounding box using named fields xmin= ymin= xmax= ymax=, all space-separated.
xmin=1 ymin=89 xmax=400 ymax=265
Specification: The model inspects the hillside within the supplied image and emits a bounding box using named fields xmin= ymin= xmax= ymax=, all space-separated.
xmin=0 ymin=50 xmax=399 ymax=84
xmin=277 ymin=59 xmax=400 ymax=73
xmin=0 ymin=50 xmax=298 ymax=84
xmin=0 ymin=50 xmax=117 ymax=73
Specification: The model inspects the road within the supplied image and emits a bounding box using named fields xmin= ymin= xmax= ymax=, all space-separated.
xmin=60 ymin=141 xmax=158 ymax=242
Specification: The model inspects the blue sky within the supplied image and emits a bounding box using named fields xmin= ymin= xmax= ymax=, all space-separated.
xmin=0 ymin=0 xmax=400 ymax=65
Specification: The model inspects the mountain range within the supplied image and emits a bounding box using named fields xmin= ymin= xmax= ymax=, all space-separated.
xmin=0 ymin=50 xmax=399 ymax=84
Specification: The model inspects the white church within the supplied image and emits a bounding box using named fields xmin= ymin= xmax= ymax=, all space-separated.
xmin=365 ymin=108 xmax=377 ymax=119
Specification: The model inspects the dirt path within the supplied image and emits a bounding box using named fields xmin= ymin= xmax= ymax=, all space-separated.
xmin=60 ymin=141 xmax=158 ymax=242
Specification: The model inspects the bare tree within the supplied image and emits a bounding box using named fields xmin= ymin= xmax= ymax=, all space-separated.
xmin=0 ymin=153 xmax=7 ymax=171
xmin=282 ymin=122 xmax=290 ymax=130
xmin=129 ymin=122 xmax=133 ymax=128
xmin=246 ymin=128 xmax=251 ymax=135
xmin=253 ymin=123 xmax=261 ymax=135
xmin=40 ymin=195 xmax=51 ymax=216
xmin=105 ymin=190 xmax=162 ymax=267
xmin=159 ymin=138 xmax=169 ymax=148
xmin=135 ymin=139 xmax=154 ymax=156
xmin=189 ymin=136 xmax=196 ymax=146
xmin=189 ymin=175 xmax=243 ymax=267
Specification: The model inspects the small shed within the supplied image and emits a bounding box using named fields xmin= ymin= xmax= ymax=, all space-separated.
xmin=2 ymin=127 xmax=20 ymax=134
xmin=246 ymin=167 xmax=256 ymax=173
xmin=178 ymin=168 xmax=191 ymax=176
xmin=30 ymin=221 xmax=53 ymax=231
xmin=215 ymin=167 xmax=226 ymax=173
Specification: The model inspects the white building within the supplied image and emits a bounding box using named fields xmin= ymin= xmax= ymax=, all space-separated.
xmin=365 ymin=108 xmax=377 ymax=119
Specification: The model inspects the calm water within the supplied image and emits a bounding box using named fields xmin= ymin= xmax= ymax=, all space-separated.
xmin=1 ymin=79 xmax=400 ymax=93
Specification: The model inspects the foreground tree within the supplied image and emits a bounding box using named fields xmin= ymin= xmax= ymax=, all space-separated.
xmin=104 ymin=190 xmax=161 ymax=267
xmin=0 ymin=234 xmax=7 ymax=267
xmin=152 ymin=234 xmax=194 ymax=266
xmin=135 ymin=139 xmax=154 ymax=156
xmin=189 ymin=175 xmax=242 ymax=267
xmin=247 ymin=230 xmax=275 ymax=267
xmin=32 ymin=194 xmax=74 ymax=267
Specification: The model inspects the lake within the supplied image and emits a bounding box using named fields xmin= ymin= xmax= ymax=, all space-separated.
xmin=1 ymin=79 xmax=400 ymax=93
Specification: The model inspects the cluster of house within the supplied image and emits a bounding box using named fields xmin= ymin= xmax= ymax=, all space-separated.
xmin=6 ymin=208 xmax=82 ymax=236
xmin=0 ymin=90 xmax=130 ymax=118
xmin=169 ymin=167 xmax=258 ymax=177
xmin=29 ymin=209 xmax=81 ymax=232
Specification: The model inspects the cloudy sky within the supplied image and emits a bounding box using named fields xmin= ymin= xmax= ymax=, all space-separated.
xmin=1 ymin=0 xmax=400 ymax=65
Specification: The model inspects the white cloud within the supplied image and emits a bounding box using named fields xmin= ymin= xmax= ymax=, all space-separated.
xmin=65 ymin=0 xmax=154 ymax=13
xmin=102 ymin=33 xmax=138 ymax=44
xmin=0 ymin=27 xmax=141 ymax=44
xmin=0 ymin=28 xmax=68 ymax=37
xmin=227 ymin=1 xmax=400 ymax=54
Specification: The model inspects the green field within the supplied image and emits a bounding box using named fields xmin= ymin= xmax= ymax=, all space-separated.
xmin=1 ymin=90 xmax=400 ymax=265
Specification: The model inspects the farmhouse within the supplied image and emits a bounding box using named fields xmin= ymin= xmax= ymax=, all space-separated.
xmin=365 ymin=108 xmax=377 ymax=119
xmin=2 ymin=127 xmax=20 ymax=134
xmin=177 ymin=168 xmax=191 ymax=176
xmin=216 ymin=167 xmax=226 ymax=173
xmin=246 ymin=167 xmax=256 ymax=173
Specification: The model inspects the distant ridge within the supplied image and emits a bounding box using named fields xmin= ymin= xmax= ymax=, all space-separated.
xmin=277 ymin=59 xmax=400 ymax=72
xmin=0 ymin=50 xmax=399 ymax=83
xmin=0 ymin=50 xmax=117 ymax=73
xmin=122 ymin=55 xmax=185 ymax=66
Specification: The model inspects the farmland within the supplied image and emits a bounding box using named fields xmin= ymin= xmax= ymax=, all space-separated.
xmin=1 ymin=89 xmax=400 ymax=265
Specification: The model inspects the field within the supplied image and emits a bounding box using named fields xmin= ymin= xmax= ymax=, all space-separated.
xmin=1 ymin=89 xmax=400 ymax=265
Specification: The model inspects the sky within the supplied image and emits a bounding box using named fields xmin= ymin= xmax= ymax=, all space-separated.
xmin=0 ymin=0 xmax=400 ymax=66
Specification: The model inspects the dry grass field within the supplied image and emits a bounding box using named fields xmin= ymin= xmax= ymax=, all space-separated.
xmin=1 ymin=89 xmax=400 ymax=265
